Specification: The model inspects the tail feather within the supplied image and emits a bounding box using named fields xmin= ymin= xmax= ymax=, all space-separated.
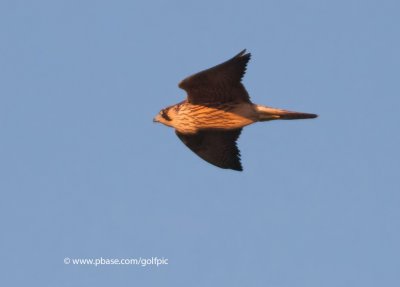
xmin=256 ymin=105 xmax=318 ymax=121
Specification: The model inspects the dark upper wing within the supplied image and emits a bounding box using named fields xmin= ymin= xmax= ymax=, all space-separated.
xmin=178 ymin=50 xmax=251 ymax=104
xmin=176 ymin=129 xmax=243 ymax=171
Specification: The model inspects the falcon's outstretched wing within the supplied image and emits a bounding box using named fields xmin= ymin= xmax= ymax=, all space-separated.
xmin=178 ymin=50 xmax=251 ymax=105
xmin=176 ymin=128 xmax=243 ymax=171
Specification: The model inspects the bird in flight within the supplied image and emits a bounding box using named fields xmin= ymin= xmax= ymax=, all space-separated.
xmin=154 ymin=50 xmax=317 ymax=171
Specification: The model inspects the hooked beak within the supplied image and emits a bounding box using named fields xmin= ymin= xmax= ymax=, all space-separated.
xmin=153 ymin=115 xmax=160 ymax=123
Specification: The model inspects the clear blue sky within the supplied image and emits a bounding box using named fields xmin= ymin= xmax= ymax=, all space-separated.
xmin=1 ymin=0 xmax=399 ymax=286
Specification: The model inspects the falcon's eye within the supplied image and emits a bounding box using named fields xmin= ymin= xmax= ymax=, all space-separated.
xmin=161 ymin=110 xmax=171 ymax=121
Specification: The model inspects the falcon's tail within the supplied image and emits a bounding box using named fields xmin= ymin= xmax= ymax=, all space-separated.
xmin=256 ymin=105 xmax=318 ymax=121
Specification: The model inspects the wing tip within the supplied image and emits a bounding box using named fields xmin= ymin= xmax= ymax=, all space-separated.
xmin=235 ymin=49 xmax=251 ymax=60
xmin=232 ymin=165 xmax=243 ymax=171
xmin=220 ymin=161 xmax=242 ymax=171
xmin=226 ymin=151 xmax=243 ymax=171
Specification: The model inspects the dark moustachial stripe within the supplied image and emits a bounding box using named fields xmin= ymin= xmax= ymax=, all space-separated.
xmin=161 ymin=110 xmax=171 ymax=121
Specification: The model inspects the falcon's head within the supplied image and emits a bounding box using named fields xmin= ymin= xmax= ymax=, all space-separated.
xmin=153 ymin=106 xmax=178 ymax=127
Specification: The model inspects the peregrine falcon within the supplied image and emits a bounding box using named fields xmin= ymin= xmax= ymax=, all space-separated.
xmin=154 ymin=50 xmax=317 ymax=171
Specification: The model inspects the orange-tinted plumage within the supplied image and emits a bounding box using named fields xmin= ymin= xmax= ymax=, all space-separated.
xmin=154 ymin=50 xmax=317 ymax=171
